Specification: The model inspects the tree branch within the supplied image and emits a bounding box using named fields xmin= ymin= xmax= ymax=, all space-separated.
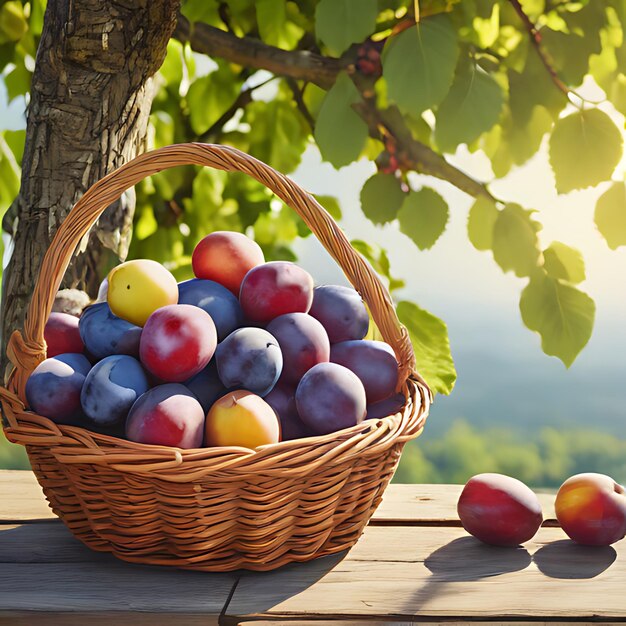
xmin=174 ymin=14 xmax=495 ymax=201
xmin=508 ymin=0 xmax=570 ymax=99
xmin=174 ymin=15 xmax=342 ymax=89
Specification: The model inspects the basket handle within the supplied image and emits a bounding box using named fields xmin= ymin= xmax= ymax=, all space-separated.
xmin=8 ymin=143 xmax=421 ymax=402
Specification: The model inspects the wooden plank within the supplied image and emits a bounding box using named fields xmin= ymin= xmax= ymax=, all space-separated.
xmin=0 ymin=613 xmax=217 ymax=626
xmin=226 ymin=525 xmax=626 ymax=621
xmin=0 ymin=561 xmax=236 ymax=619
xmin=0 ymin=470 xmax=54 ymax=522
xmin=0 ymin=471 xmax=557 ymax=525
xmin=0 ymin=523 xmax=237 ymax=620
xmin=373 ymin=484 xmax=557 ymax=525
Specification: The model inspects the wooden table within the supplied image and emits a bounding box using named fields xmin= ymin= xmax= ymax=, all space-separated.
xmin=1 ymin=470 xmax=624 ymax=625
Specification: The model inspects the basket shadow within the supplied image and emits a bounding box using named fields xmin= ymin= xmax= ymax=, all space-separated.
xmin=228 ymin=550 xmax=349 ymax=614
xmin=533 ymin=539 xmax=617 ymax=579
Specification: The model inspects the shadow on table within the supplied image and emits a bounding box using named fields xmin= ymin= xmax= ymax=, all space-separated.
xmin=533 ymin=539 xmax=616 ymax=579
xmin=425 ymin=536 xmax=532 ymax=581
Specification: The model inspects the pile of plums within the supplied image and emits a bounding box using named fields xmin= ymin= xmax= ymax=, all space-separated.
xmin=26 ymin=231 xmax=405 ymax=450
xmin=458 ymin=471 xmax=626 ymax=547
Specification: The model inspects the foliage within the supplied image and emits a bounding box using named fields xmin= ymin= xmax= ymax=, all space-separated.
xmin=3 ymin=0 xmax=626 ymax=395
xmin=394 ymin=419 xmax=626 ymax=488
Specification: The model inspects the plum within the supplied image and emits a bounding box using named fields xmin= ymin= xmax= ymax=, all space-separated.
xmin=44 ymin=312 xmax=84 ymax=357
xmin=178 ymin=278 xmax=244 ymax=341
xmin=139 ymin=304 xmax=217 ymax=382
xmin=215 ymin=327 xmax=283 ymax=397
xmin=330 ymin=340 xmax=399 ymax=403
xmin=555 ymin=473 xmax=626 ymax=546
xmin=126 ymin=384 xmax=205 ymax=448
xmin=25 ymin=353 xmax=91 ymax=425
xmin=457 ymin=473 xmax=543 ymax=546
xmin=239 ymin=261 xmax=314 ymax=324
xmin=266 ymin=313 xmax=330 ymax=385
xmin=192 ymin=231 xmax=265 ymax=295
xmin=309 ymin=285 xmax=369 ymax=343
xmin=265 ymin=383 xmax=313 ymax=441
xmin=80 ymin=355 xmax=150 ymax=426
xmin=366 ymin=392 xmax=406 ymax=420
xmin=205 ymin=390 xmax=280 ymax=448
xmin=295 ymin=362 xmax=366 ymax=435
xmin=183 ymin=360 xmax=227 ymax=414
xmin=79 ymin=302 xmax=142 ymax=360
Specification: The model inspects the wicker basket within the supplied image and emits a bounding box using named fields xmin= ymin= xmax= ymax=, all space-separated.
xmin=1 ymin=143 xmax=431 ymax=571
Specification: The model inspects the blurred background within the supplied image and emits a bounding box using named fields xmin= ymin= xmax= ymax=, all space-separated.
xmin=1 ymin=1 xmax=626 ymax=487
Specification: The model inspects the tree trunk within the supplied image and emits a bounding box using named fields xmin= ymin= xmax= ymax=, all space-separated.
xmin=1 ymin=0 xmax=180 ymax=376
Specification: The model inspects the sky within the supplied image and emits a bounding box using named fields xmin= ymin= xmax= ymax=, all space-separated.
xmin=2 ymin=73 xmax=626 ymax=438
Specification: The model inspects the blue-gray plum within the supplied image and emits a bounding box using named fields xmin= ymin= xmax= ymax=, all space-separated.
xmin=126 ymin=384 xmax=205 ymax=448
xmin=80 ymin=355 xmax=150 ymax=426
xmin=330 ymin=340 xmax=399 ymax=403
xmin=216 ymin=327 xmax=282 ymax=396
xmin=79 ymin=302 xmax=142 ymax=360
xmin=184 ymin=360 xmax=227 ymax=414
xmin=25 ymin=353 xmax=91 ymax=424
xmin=178 ymin=278 xmax=244 ymax=341
xmin=366 ymin=393 xmax=405 ymax=419
xmin=295 ymin=362 xmax=366 ymax=435
xmin=309 ymin=285 xmax=369 ymax=343
xmin=265 ymin=383 xmax=313 ymax=440
xmin=266 ymin=313 xmax=330 ymax=385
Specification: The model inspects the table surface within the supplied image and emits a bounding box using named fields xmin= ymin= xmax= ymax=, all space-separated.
xmin=1 ymin=470 xmax=623 ymax=625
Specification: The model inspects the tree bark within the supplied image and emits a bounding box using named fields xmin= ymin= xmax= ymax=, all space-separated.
xmin=1 ymin=0 xmax=180 ymax=375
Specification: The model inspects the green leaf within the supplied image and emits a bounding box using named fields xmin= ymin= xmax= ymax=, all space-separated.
xmin=382 ymin=15 xmax=459 ymax=116
xmin=186 ymin=65 xmax=241 ymax=135
xmin=351 ymin=239 xmax=405 ymax=292
xmin=467 ymin=196 xmax=498 ymax=251
xmin=549 ymin=109 xmax=623 ymax=194
xmin=0 ymin=1 xmax=27 ymax=44
xmin=246 ymin=99 xmax=308 ymax=173
xmin=181 ymin=0 xmax=221 ymax=25
xmin=360 ymin=173 xmax=406 ymax=224
xmin=595 ymin=182 xmax=626 ymax=250
xmin=520 ymin=272 xmax=595 ymax=368
xmin=315 ymin=0 xmax=377 ymax=56
xmin=314 ymin=194 xmax=342 ymax=221
xmin=4 ymin=61 xmax=30 ymax=101
xmin=3 ymin=129 xmax=25 ymax=165
xmin=396 ymin=300 xmax=456 ymax=395
xmin=434 ymin=62 xmax=504 ymax=152
xmin=134 ymin=205 xmax=159 ymax=241
xmin=492 ymin=203 xmax=541 ymax=277
xmin=254 ymin=206 xmax=299 ymax=246
xmin=257 ymin=0 xmax=286 ymax=45
xmin=397 ymin=188 xmax=449 ymax=250
xmin=543 ymin=242 xmax=585 ymax=284
xmin=508 ymin=49 xmax=567 ymax=126
xmin=0 ymin=134 xmax=21 ymax=213
xmin=314 ymin=72 xmax=368 ymax=168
